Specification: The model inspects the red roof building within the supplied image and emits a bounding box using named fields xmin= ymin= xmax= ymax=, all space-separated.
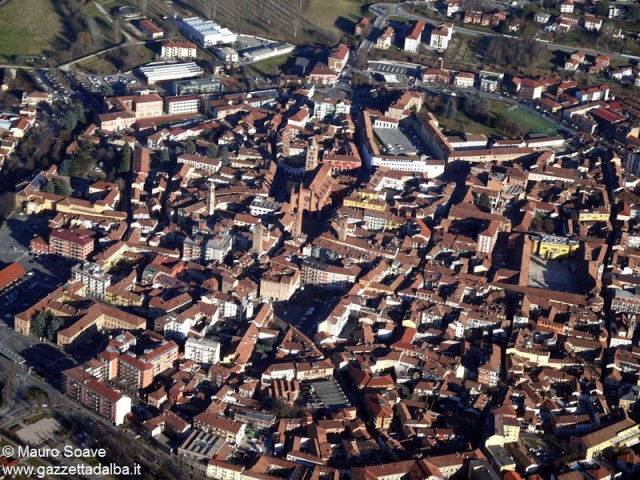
xmin=0 ymin=262 xmax=26 ymax=291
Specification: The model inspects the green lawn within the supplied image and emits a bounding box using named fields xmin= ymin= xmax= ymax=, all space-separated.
xmin=305 ymin=0 xmax=365 ymax=39
xmin=246 ymin=54 xmax=294 ymax=77
xmin=0 ymin=0 xmax=64 ymax=60
xmin=499 ymin=106 xmax=558 ymax=135
xmin=436 ymin=99 xmax=511 ymax=137
xmin=78 ymin=44 xmax=157 ymax=75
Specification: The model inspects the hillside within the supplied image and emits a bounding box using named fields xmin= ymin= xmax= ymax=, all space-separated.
xmin=180 ymin=0 xmax=365 ymax=44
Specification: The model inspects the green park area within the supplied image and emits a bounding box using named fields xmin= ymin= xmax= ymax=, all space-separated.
xmin=305 ymin=0 xmax=365 ymax=40
xmin=434 ymin=96 xmax=558 ymax=138
xmin=0 ymin=0 xmax=64 ymax=61
xmin=246 ymin=54 xmax=295 ymax=77
xmin=498 ymin=105 xmax=559 ymax=135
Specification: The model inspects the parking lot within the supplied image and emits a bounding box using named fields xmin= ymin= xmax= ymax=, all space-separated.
xmin=520 ymin=433 xmax=564 ymax=465
xmin=0 ymin=212 xmax=73 ymax=315
xmin=373 ymin=124 xmax=429 ymax=156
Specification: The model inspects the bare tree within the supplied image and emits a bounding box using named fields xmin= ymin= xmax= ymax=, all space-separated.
xmin=1 ymin=364 xmax=15 ymax=407
xmin=87 ymin=17 xmax=103 ymax=46
xmin=112 ymin=18 xmax=123 ymax=44
xmin=139 ymin=0 xmax=149 ymax=16
xmin=293 ymin=0 xmax=304 ymax=38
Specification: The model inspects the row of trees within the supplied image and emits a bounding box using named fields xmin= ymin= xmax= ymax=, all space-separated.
xmin=441 ymin=94 xmax=488 ymax=121
xmin=43 ymin=179 xmax=72 ymax=197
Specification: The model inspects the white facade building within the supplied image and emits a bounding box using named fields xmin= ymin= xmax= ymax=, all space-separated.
xmin=165 ymin=95 xmax=200 ymax=115
xmin=72 ymin=262 xmax=112 ymax=299
xmin=430 ymin=23 xmax=453 ymax=50
xmin=161 ymin=41 xmax=197 ymax=60
xmin=179 ymin=17 xmax=238 ymax=47
xmin=314 ymin=97 xmax=351 ymax=120
xmin=185 ymin=337 xmax=221 ymax=365
xmin=138 ymin=62 xmax=203 ymax=84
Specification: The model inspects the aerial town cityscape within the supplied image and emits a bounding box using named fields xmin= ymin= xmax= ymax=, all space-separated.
xmin=1 ymin=0 xmax=640 ymax=479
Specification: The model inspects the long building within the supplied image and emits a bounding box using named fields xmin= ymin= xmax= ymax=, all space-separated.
xmin=138 ymin=62 xmax=203 ymax=85
xmin=178 ymin=17 xmax=237 ymax=47
xmin=63 ymin=366 xmax=131 ymax=425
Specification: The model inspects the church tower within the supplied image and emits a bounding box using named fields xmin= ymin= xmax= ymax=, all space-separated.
xmin=206 ymin=179 xmax=216 ymax=216
xmin=292 ymin=182 xmax=305 ymax=238
xmin=252 ymin=222 xmax=264 ymax=255
xmin=338 ymin=215 xmax=348 ymax=242
xmin=305 ymin=137 xmax=318 ymax=171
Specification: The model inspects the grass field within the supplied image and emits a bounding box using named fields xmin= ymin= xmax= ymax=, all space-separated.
xmin=435 ymin=100 xmax=558 ymax=137
xmin=305 ymin=0 xmax=365 ymax=40
xmin=246 ymin=54 xmax=294 ymax=77
xmin=0 ymin=0 xmax=64 ymax=60
xmin=499 ymin=106 xmax=559 ymax=135
xmin=79 ymin=44 xmax=157 ymax=75
xmin=436 ymin=99 xmax=508 ymax=137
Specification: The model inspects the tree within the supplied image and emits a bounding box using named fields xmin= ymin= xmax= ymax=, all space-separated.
xmin=185 ymin=140 xmax=197 ymax=155
xmin=160 ymin=148 xmax=170 ymax=163
xmin=100 ymin=83 xmax=114 ymax=97
xmin=219 ymin=146 xmax=230 ymax=167
xmin=139 ymin=0 xmax=149 ymax=16
xmin=118 ymin=143 xmax=132 ymax=174
xmin=442 ymin=96 xmax=457 ymax=119
xmin=46 ymin=316 xmax=64 ymax=342
xmin=1 ymin=364 xmax=16 ymax=408
xmin=43 ymin=182 xmax=56 ymax=194
xmin=64 ymin=109 xmax=78 ymax=130
xmin=477 ymin=193 xmax=491 ymax=209
xmin=39 ymin=157 xmax=50 ymax=169
xmin=543 ymin=217 xmax=555 ymax=234
xmin=0 ymin=192 xmax=15 ymax=220
xmin=628 ymin=4 xmax=640 ymax=22
xmin=207 ymin=143 xmax=219 ymax=158
xmin=112 ymin=18 xmax=123 ymax=44
xmin=595 ymin=1 xmax=609 ymax=18
xmin=52 ymin=179 xmax=72 ymax=197
xmin=31 ymin=311 xmax=50 ymax=338
xmin=73 ymin=103 xmax=85 ymax=124
xmin=461 ymin=93 xmax=488 ymax=118
xmin=87 ymin=17 xmax=103 ymax=47
xmin=485 ymin=37 xmax=545 ymax=69
xmin=59 ymin=158 xmax=72 ymax=176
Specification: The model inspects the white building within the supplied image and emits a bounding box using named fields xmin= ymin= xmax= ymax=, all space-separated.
xmin=161 ymin=41 xmax=197 ymax=60
xmin=313 ymin=97 xmax=351 ymax=120
xmin=71 ymin=262 xmax=112 ymax=300
xmin=179 ymin=17 xmax=238 ymax=47
xmin=138 ymin=62 xmax=203 ymax=84
xmin=369 ymin=155 xmax=445 ymax=175
xmin=215 ymin=47 xmax=239 ymax=63
xmin=185 ymin=337 xmax=221 ymax=365
xmin=404 ymin=21 xmax=425 ymax=52
xmin=560 ymin=0 xmax=574 ymax=13
xmin=164 ymin=95 xmax=200 ymax=115
xmin=430 ymin=23 xmax=453 ymax=50
xmin=242 ymin=43 xmax=294 ymax=62
xmin=454 ymin=72 xmax=475 ymax=88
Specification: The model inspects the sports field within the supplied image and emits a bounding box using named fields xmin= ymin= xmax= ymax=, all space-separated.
xmin=0 ymin=0 xmax=64 ymax=60
xmin=499 ymin=106 xmax=559 ymax=135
